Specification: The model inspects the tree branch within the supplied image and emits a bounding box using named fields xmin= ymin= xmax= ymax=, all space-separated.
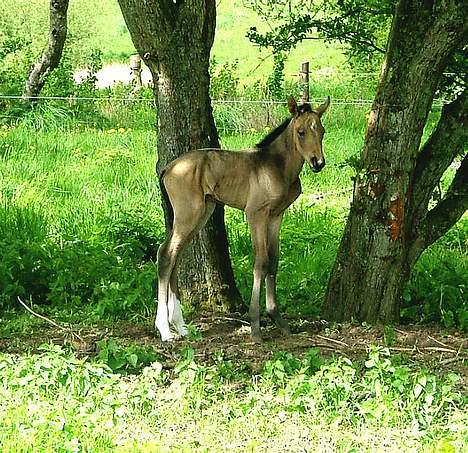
xmin=323 ymin=30 xmax=386 ymax=54
xmin=410 ymin=90 xmax=467 ymax=226
xmin=418 ymin=154 xmax=468 ymax=250
xmin=22 ymin=0 xmax=70 ymax=101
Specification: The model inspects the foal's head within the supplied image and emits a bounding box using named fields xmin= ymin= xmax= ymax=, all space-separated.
xmin=288 ymin=96 xmax=330 ymax=172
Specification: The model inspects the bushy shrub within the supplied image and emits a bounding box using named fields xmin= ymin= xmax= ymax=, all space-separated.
xmin=210 ymin=58 xmax=240 ymax=100
xmin=0 ymin=205 xmax=156 ymax=318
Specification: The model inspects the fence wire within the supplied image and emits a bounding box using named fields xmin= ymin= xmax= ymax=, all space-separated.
xmin=0 ymin=94 xmax=450 ymax=106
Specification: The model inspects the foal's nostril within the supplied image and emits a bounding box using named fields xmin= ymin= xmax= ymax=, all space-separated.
xmin=310 ymin=157 xmax=325 ymax=172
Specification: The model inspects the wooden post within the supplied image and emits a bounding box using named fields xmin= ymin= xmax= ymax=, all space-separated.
xmin=299 ymin=61 xmax=309 ymax=103
xmin=130 ymin=54 xmax=142 ymax=89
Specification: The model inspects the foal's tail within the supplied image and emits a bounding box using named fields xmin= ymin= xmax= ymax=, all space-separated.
xmin=159 ymin=170 xmax=174 ymax=231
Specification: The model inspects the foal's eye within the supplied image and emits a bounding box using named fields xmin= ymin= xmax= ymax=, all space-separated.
xmin=298 ymin=129 xmax=305 ymax=137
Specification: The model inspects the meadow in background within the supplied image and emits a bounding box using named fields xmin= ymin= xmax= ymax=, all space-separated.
xmin=0 ymin=1 xmax=466 ymax=451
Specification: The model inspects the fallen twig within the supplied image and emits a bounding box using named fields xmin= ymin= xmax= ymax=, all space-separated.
xmin=394 ymin=327 xmax=411 ymax=335
xmin=296 ymin=334 xmax=344 ymax=352
xmin=428 ymin=335 xmax=452 ymax=349
xmin=215 ymin=316 xmax=250 ymax=326
xmin=17 ymin=296 xmax=84 ymax=342
xmin=316 ymin=334 xmax=349 ymax=347
xmin=440 ymin=356 xmax=466 ymax=365
xmin=389 ymin=346 xmax=418 ymax=353
xmin=423 ymin=346 xmax=457 ymax=353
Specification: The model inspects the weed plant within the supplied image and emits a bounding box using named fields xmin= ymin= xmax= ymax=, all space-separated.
xmin=0 ymin=344 xmax=465 ymax=451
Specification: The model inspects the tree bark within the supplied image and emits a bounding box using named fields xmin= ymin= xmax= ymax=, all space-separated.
xmin=117 ymin=0 xmax=243 ymax=312
xmin=23 ymin=0 xmax=70 ymax=101
xmin=322 ymin=0 xmax=467 ymax=323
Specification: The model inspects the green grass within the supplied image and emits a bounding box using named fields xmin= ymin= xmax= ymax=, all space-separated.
xmin=0 ymin=344 xmax=465 ymax=452
xmin=1 ymin=0 xmax=352 ymax=85
xmin=1 ymin=100 xmax=466 ymax=327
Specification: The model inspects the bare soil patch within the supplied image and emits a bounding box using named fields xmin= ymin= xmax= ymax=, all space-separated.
xmin=1 ymin=313 xmax=466 ymax=387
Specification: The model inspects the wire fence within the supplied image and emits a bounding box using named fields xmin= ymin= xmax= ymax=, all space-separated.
xmin=0 ymin=94 xmax=451 ymax=106
xmin=0 ymin=92 xmax=447 ymax=135
xmin=0 ymin=94 xmax=372 ymax=133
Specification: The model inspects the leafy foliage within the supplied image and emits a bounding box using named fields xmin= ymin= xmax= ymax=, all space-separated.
xmin=97 ymin=338 xmax=160 ymax=373
xmin=3 ymin=345 xmax=463 ymax=451
xmin=246 ymin=0 xmax=394 ymax=72
xmin=209 ymin=58 xmax=241 ymax=100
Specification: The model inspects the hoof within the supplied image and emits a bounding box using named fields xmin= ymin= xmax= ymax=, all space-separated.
xmin=279 ymin=324 xmax=291 ymax=336
xmin=176 ymin=325 xmax=189 ymax=337
xmin=250 ymin=324 xmax=262 ymax=344
xmin=155 ymin=320 xmax=173 ymax=342
xmin=251 ymin=333 xmax=263 ymax=344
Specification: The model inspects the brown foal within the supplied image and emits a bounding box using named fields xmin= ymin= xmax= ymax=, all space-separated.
xmin=156 ymin=96 xmax=330 ymax=342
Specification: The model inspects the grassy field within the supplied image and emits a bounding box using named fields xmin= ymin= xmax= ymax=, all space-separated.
xmin=85 ymin=0 xmax=348 ymax=79
xmin=0 ymin=341 xmax=466 ymax=452
xmin=0 ymin=98 xmax=466 ymax=451
xmin=3 ymin=0 xmax=349 ymax=84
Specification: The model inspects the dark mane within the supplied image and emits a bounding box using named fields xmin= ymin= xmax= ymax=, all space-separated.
xmin=255 ymin=102 xmax=312 ymax=150
xmin=256 ymin=118 xmax=291 ymax=149
xmin=297 ymin=103 xmax=312 ymax=114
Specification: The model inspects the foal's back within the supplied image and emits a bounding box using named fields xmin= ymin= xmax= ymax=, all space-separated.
xmin=162 ymin=148 xmax=284 ymax=211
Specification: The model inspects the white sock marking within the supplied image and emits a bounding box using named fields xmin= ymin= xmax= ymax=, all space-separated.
xmin=168 ymin=288 xmax=188 ymax=337
xmin=156 ymin=281 xmax=172 ymax=342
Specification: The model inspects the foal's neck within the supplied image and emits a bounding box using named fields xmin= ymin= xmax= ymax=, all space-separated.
xmin=269 ymin=125 xmax=304 ymax=183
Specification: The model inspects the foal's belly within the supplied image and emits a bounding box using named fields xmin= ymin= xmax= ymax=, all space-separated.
xmin=208 ymin=172 xmax=288 ymax=214
xmin=209 ymin=180 xmax=248 ymax=210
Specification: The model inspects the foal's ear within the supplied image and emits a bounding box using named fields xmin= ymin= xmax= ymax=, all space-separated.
xmin=287 ymin=96 xmax=298 ymax=116
xmin=316 ymin=96 xmax=330 ymax=118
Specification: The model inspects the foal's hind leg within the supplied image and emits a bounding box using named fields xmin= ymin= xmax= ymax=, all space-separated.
xmin=265 ymin=214 xmax=290 ymax=335
xmin=156 ymin=198 xmax=215 ymax=341
xmin=156 ymin=235 xmax=185 ymax=341
xmin=167 ymin=200 xmax=216 ymax=337
xmin=168 ymin=272 xmax=187 ymax=337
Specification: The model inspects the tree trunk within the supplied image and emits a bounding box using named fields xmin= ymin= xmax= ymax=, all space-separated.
xmin=23 ymin=0 xmax=69 ymax=101
xmin=118 ymin=0 xmax=243 ymax=312
xmin=322 ymin=0 xmax=467 ymax=323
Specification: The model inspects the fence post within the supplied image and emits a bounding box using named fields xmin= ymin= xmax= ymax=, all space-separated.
xmin=299 ymin=61 xmax=309 ymax=103
xmin=130 ymin=54 xmax=142 ymax=90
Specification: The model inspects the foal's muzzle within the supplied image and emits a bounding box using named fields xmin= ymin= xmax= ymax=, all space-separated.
xmin=310 ymin=157 xmax=325 ymax=173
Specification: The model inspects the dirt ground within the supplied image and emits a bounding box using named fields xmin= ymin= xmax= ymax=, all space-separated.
xmin=1 ymin=313 xmax=466 ymax=388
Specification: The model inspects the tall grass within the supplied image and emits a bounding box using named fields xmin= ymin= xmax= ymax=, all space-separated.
xmin=0 ymin=99 xmax=466 ymax=328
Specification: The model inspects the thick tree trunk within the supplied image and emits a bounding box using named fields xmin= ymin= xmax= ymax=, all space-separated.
xmin=118 ymin=0 xmax=243 ymax=312
xmin=23 ymin=0 xmax=69 ymax=101
xmin=322 ymin=0 xmax=467 ymax=323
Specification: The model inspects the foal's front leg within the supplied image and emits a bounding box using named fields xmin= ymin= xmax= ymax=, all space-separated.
xmin=265 ymin=213 xmax=290 ymax=335
xmin=247 ymin=213 xmax=269 ymax=343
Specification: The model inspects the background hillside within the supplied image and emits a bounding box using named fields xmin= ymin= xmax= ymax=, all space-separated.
xmin=1 ymin=0 xmax=348 ymax=88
